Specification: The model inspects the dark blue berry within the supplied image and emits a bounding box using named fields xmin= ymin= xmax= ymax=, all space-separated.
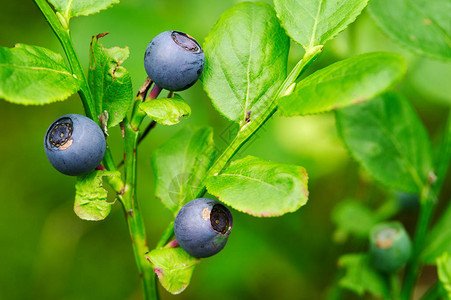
xmin=44 ymin=114 xmax=106 ymax=176
xmin=174 ymin=198 xmax=233 ymax=258
xmin=144 ymin=31 xmax=205 ymax=91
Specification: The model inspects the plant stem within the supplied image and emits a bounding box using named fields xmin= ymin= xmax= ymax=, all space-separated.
xmin=156 ymin=45 xmax=324 ymax=247
xmin=401 ymin=181 xmax=437 ymax=300
xmin=122 ymin=119 xmax=157 ymax=300
xmin=390 ymin=273 xmax=401 ymax=300
xmin=119 ymin=81 xmax=162 ymax=300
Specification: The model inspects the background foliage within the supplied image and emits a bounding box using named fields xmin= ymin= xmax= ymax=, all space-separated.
xmin=0 ymin=0 xmax=449 ymax=299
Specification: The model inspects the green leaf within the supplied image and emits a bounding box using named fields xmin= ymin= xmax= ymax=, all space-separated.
xmin=206 ymin=156 xmax=308 ymax=217
xmin=278 ymin=52 xmax=406 ymax=116
xmin=202 ymin=1 xmax=290 ymax=123
xmin=74 ymin=170 xmax=120 ymax=221
xmin=336 ymin=92 xmax=433 ymax=193
xmin=338 ymin=253 xmax=390 ymax=299
xmin=139 ymin=94 xmax=191 ymax=126
xmin=88 ymin=33 xmax=133 ymax=128
xmin=436 ymin=252 xmax=451 ymax=299
xmin=332 ymin=200 xmax=378 ymax=242
xmin=368 ymin=0 xmax=451 ymax=61
xmin=152 ymin=126 xmax=215 ymax=214
xmin=146 ymin=247 xmax=199 ymax=295
xmin=0 ymin=44 xmax=80 ymax=105
xmin=274 ymin=0 xmax=369 ymax=50
xmin=48 ymin=0 xmax=119 ymax=20
xmin=422 ymin=203 xmax=451 ymax=264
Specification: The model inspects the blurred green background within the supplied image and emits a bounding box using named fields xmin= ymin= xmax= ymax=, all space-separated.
xmin=0 ymin=0 xmax=450 ymax=299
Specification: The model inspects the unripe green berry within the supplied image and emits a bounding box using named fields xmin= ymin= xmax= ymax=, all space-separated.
xmin=369 ymin=222 xmax=412 ymax=273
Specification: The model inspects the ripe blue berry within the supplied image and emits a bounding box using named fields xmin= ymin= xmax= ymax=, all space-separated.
xmin=44 ymin=114 xmax=106 ymax=176
xmin=144 ymin=31 xmax=205 ymax=91
xmin=174 ymin=198 xmax=233 ymax=258
xmin=369 ymin=222 xmax=412 ymax=273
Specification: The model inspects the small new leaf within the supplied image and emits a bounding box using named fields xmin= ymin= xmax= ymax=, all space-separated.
xmin=278 ymin=52 xmax=406 ymax=116
xmin=274 ymin=0 xmax=369 ymax=50
xmin=139 ymin=94 xmax=191 ymax=125
xmin=152 ymin=126 xmax=215 ymax=214
xmin=206 ymin=156 xmax=308 ymax=217
xmin=369 ymin=0 xmax=451 ymax=61
xmin=338 ymin=253 xmax=390 ymax=299
xmin=202 ymin=1 xmax=290 ymax=123
xmin=0 ymin=44 xmax=80 ymax=105
xmin=147 ymin=247 xmax=199 ymax=295
xmin=336 ymin=92 xmax=434 ymax=193
xmin=48 ymin=0 xmax=119 ymax=20
xmin=74 ymin=170 xmax=120 ymax=221
xmin=88 ymin=34 xmax=133 ymax=128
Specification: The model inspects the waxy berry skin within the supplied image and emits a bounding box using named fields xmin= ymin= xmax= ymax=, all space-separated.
xmin=174 ymin=198 xmax=233 ymax=258
xmin=44 ymin=114 xmax=106 ymax=176
xmin=144 ymin=31 xmax=205 ymax=91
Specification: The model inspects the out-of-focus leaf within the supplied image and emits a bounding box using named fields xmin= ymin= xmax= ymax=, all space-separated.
xmin=139 ymin=94 xmax=191 ymax=125
xmin=369 ymin=0 xmax=451 ymax=60
xmin=422 ymin=203 xmax=451 ymax=264
xmin=332 ymin=200 xmax=378 ymax=242
xmin=48 ymin=0 xmax=119 ymax=20
xmin=0 ymin=44 xmax=80 ymax=105
xmin=152 ymin=126 xmax=215 ymax=214
xmin=278 ymin=52 xmax=406 ymax=116
xmin=202 ymin=1 xmax=289 ymax=123
xmin=274 ymin=0 xmax=369 ymax=50
xmin=338 ymin=253 xmax=390 ymax=299
xmin=88 ymin=33 xmax=133 ymax=128
xmin=436 ymin=252 xmax=451 ymax=299
xmin=147 ymin=247 xmax=199 ymax=295
xmin=74 ymin=170 xmax=120 ymax=221
xmin=206 ymin=156 xmax=308 ymax=217
xmin=336 ymin=92 xmax=433 ymax=193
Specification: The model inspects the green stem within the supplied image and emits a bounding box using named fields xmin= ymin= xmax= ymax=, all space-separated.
xmin=33 ymin=0 xmax=96 ymax=119
xmin=157 ymin=45 xmax=324 ymax=247
xmin=401 ymin=185 xmax=436 ymax=300
xmin=390 ymin=273 xmax=401 ymax=300
xmin=122 ymin=119 xmax=157 ymax=300
xmin=118 ymin=80 xmax=161 ymax=300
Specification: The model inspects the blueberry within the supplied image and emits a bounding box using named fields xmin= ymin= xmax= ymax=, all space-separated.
xmin=44 ymin=114 xmax=106 ymax=176
xmin=174 ymin=198 xmax=233 ymax=258
xmin=369 ymin=222 xmax=412 ymax=273
xmin=144 ymin=31 xmax=205 ymax=91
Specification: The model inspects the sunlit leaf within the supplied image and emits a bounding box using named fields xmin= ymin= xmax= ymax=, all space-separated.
xmin=0 ymin=44 xmax=80 ymax=105
xmin=206 ymin=156 xmax=308 ymax=217
xmin=202 ymin=1 xmax=289 ymax=123
xmin=88 ymin=33 xmax=133 ymax=128
xmin=274 ymin=0 xmax=369 ymax=50
xmin=140 ymin=94 xmax=191 ymax=125
xmin=74 ymin=170 xmax=120 ymax=221
xmin=278 ymin=52 xmax=406 ymax=116
xmin=147 ymin=247 xmax=199 ymax=295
